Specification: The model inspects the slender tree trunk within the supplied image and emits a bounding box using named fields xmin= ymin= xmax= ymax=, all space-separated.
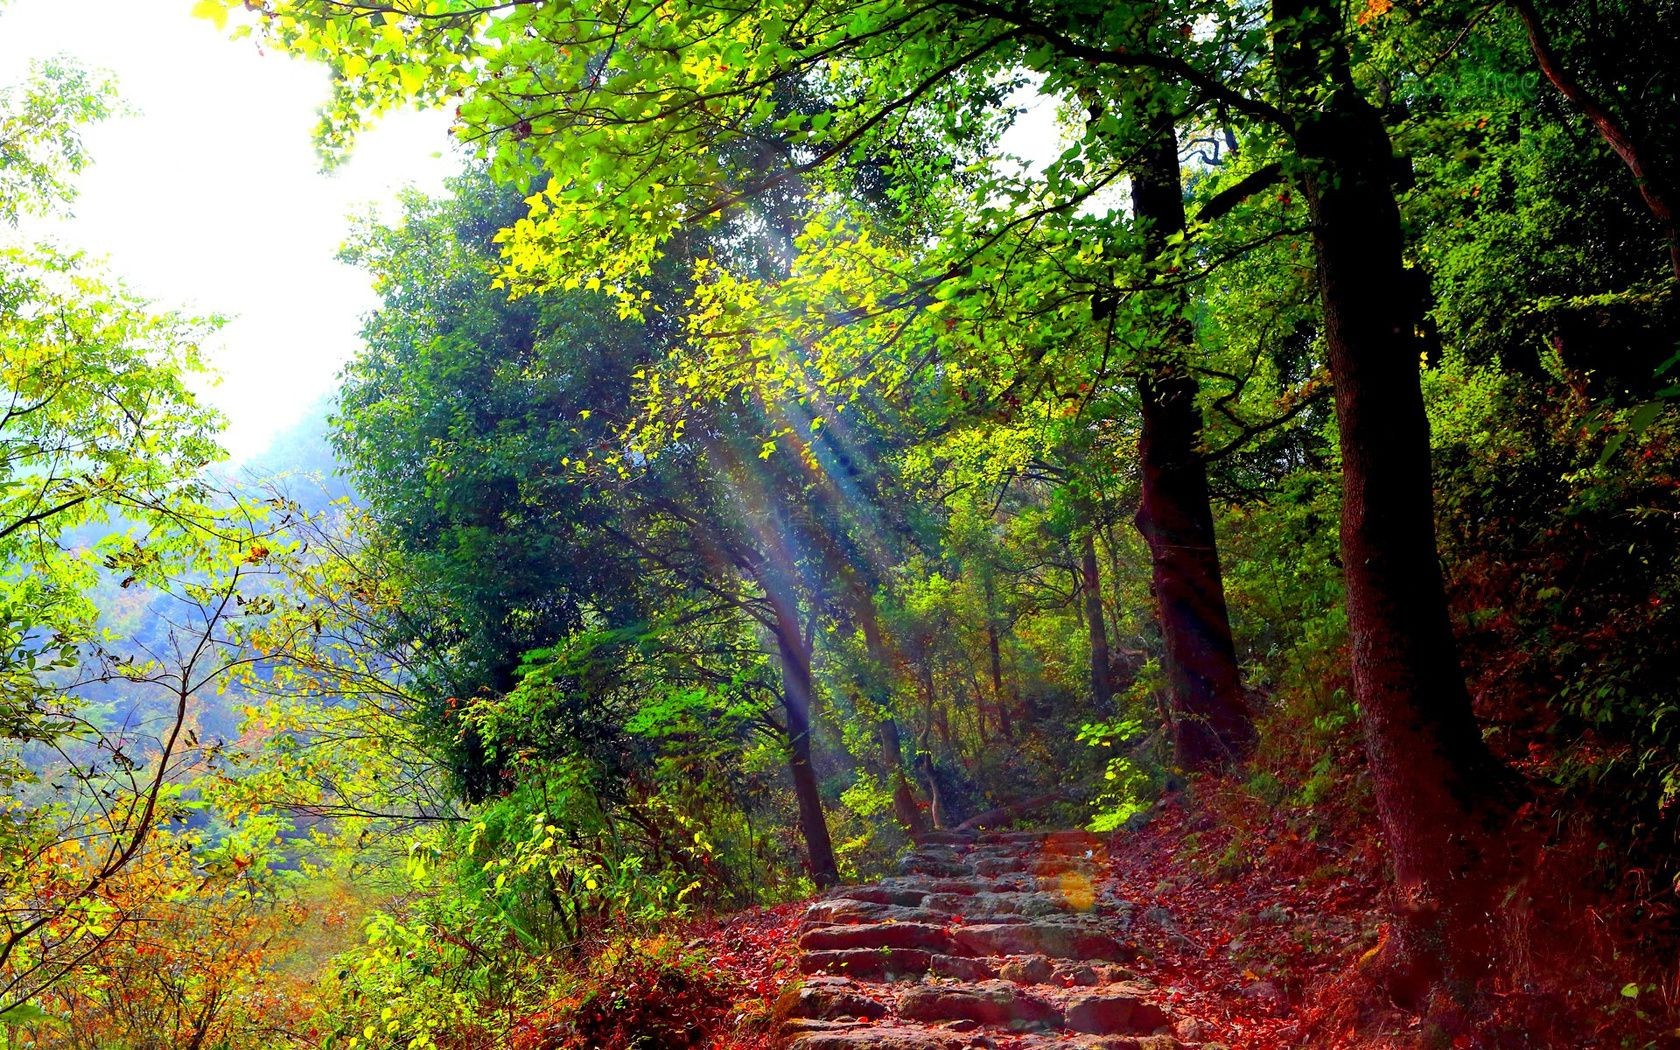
xmin=1510 ymin=0 xmax=1680 ymax=282
xmin=1079 ymin=530 xmax=1117 ymax=716
xmin=880 ymin=715 xmax=930 ymax=836
xmin=769 ymin=595 xmax=840 ymax=888
xmin=1130 ymin=117 xmax=1255 ymax=769
xmin=986 ymin=621 xmax=1014 ymax=741
xmin=1275 ymin=0 xmax=1515 ymax=1000
xmin=835 ymin=562 xmax=930 ymax=835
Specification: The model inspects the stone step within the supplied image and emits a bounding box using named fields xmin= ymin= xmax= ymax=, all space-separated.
xmin=785 ymin=1022 xmax=972 ymax=1049
xmin=802 ymin=898 xmax=948 ymax=927
xmin=898 ymin=854 xmax=975 ymax=878
xmin=899 ymin=980 xmax=1062 ymax=1029
xmin=799 ymin=948 xmax=934 ymax=981
xmin=798 ymin=921 xmax=954 ymax=954
xmin=800 ymin=948 xmax=1007 ymax=982
xmin=949 ymin=921 xmax=1131 ymax=962
xmin=921 ymin=890 xmax=1090 ymax=919
xmin=785 ymin=977 xmax=889 ymax=1021
xmin=783 ymin=828 xmax=1178 ymax=1050
xmin=1062 ymin=985 xmax=1173 ymax=1035
xmin=831 ymin=884 xmax=930 ymax=908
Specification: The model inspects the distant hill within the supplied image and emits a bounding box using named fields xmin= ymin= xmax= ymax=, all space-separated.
xmin=229 ymin=395 xmax=359 ymax=512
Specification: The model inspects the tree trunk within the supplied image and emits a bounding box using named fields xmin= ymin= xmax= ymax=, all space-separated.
xmin=1129 ymin=116 xmax=1255 ymax=769
xmin=770 ymin=596 xmax=840 ymax=888
xmin=880 ymin=716 xmax=930 ymax=836
xmin=1510 ymin=0 xmax=1680 ymax=282
xmin=1275 ymin=0 xmax=1515 ymax=1001
xmin=983 ymin=577 xmax=1016 ymax=741
xmin=844 ymin=569 xmax=926 ymax=807
xmin=1079 ymin=530 xmax=1116 ymax=716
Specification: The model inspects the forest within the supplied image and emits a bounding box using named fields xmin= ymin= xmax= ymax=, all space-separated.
xmin=2 ymin=0 xmax=1679 ymax=1046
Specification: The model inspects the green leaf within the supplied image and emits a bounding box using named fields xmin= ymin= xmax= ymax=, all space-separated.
xmin=0 ymin=1003 xmax=50 ymax=1026
xmin=1627 ymin=401 xmax=1664 ymax=435
xmin=1621 ymin=983 xmax=1640 ymax=998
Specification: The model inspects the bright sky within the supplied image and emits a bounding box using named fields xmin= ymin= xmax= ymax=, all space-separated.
xmin=0 ymin=0 xmax=458 ymax=461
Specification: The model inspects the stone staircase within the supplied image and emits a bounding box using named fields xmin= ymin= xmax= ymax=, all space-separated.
xmin=782 ymin=830 xmax=1184 ymax=1049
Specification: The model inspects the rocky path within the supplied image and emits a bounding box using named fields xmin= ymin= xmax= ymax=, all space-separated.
xmin=782 ymin=829 xmax=1188 ymax=1049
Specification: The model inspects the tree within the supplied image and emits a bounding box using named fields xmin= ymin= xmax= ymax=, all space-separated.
xmin=0 ymin=49 xmax=295 ymax=1021
xmin=1272 ymin=0 xmax=1516 ymax=999
xmin=332 ymin=172 xmax=848 ymax=885
xmin=213 ymin=0 xmax=1561 ymax=997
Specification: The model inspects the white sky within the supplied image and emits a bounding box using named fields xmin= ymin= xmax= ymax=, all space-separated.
xmin=0 ymin=3 xmax=1071 ymax=464
xmin=0 ymin=0 xmax=457 ymax=461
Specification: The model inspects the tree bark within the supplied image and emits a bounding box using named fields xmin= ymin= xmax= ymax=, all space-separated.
xmin=880 ymin=716 xmax=931 ymax=836
xmin=1079 ymin=530 xmax=1117 ymax=717
xmin=986 ymin=621 xmax=1014 ymax=741
xmin=769 ymin=591 xmax=840 ymax=888
xmin=1129 ymin=116 xmax=1255 ymax=769
xmin=1275 ymin=0 xmax=1515 ymax=1000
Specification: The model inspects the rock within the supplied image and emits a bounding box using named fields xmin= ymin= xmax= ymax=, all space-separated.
xmin=799 ymin=922 xmax=955 ymax=954
xmin=972 ymin=855 xmax=1024 ymax=877
xmin=787 ymin=1024 xmax=970 ymax=1049
xmin=929 ymin=954 xmax=1000 ymax=980
xmin=1174 ymin=1016 xmax=1211 ymax=1041
xmin=787 ymin=978 xmax=890 ymax=1021
xmin=899 ymin=853 xmax=975 ymax=878
xmin=1062 ymin=984 xmax=1172 ymax=1035
xmin=925 ymin=878 xmax=1003 ymax=895
xmin=1050 ymin=962 xmax=1101 ymax=986
xmin=800 ymin=948 xmax=934 ymax=981
xmin=950 ymin=921 xmax=1130 ymax=962
xmin=786 ymin=828 xmax=1175 ymax=1050
xmin=804 ymin=899 xmax=940 ymax=926
xmin=898 ymin=980 xmax=1062 ymax=1028
xmin=1015 ymin=891 xmax=1083 ymax=918
xmin=840 ymin=885 xmax=931 ymax=908
xmin=998 ymin=954 xmax=1055 ymax=984
xmin=921 ymin=891 xmax=1049 ymax=921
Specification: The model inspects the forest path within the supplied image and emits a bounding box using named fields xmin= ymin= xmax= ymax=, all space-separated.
xmin=781 ymin=829 xmax=1189 ymax=1049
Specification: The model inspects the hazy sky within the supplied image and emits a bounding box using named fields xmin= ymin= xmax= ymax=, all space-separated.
xmin=0 ymin=0 xmax=457 ymax=461
xmin=0 ymin=3 xmax=1068 ymax=463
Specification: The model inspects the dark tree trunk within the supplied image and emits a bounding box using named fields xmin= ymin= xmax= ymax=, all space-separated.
xmin=1129 ymin=117 xmax=1255 ymax=769
xmin=770 ymin=596 xmax=840 ymax=888
xmin=986 ymin=622 xmax=1014 ymax=741
xmin=1275 ymin=0 xmax=1515 ymax=1000
xmin=1079 ymin=530 xmax=1117 ymax=716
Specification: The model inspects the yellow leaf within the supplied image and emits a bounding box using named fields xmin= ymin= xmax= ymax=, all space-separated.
xmin=399 ymin=64 xmax=426 ymax=96
xmin=190 ymin=0 xmax=229 ymax=29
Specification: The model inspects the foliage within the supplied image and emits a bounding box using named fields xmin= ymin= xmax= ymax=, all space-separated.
xmin=4 ymin=0 xmax=1680 ymax=1041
